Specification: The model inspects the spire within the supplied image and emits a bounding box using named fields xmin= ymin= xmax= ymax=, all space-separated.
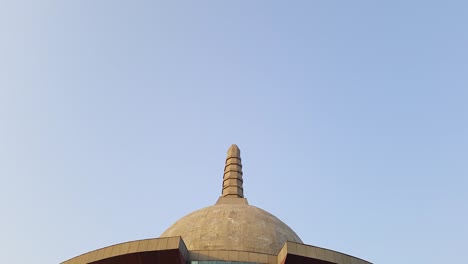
xmin=222 ymin=144 xmax=244 ymax=198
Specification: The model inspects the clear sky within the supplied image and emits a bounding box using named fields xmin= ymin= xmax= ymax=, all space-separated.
xmin=0 ymin=1 xmax=467 ymax=264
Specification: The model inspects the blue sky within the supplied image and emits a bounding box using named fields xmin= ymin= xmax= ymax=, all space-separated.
xmin=0 ymin=1 xmax=467 ymax=263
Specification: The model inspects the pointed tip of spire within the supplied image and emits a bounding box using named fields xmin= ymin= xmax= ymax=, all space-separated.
xmin=229 ymin=144 xmax=239 ymax=149
xmin=227 ymin=144 xmax=241 ymax=159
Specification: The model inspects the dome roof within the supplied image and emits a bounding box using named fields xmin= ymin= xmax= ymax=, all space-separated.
xmin=160 ymin=202 xmax=302 ymax=255
xmin=160 ymin=145 xmax=302 ymax=255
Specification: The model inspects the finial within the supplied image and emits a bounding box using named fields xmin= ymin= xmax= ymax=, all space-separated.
xmin=222 ymin=144 xmax=244 ymax=198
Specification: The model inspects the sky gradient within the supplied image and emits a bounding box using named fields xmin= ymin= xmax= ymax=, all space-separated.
xmin=0 ymin=1 xmax=467 ymax=264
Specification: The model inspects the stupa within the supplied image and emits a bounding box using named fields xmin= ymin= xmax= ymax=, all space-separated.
xmin=62 ymin=145 xmax=371 ymax=264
